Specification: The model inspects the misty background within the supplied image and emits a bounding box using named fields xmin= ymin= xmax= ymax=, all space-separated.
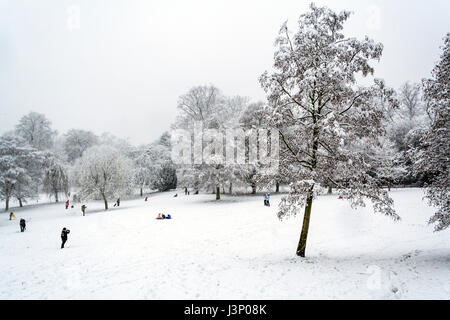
xmin=1 ymin=0 xmax=449 ymax=144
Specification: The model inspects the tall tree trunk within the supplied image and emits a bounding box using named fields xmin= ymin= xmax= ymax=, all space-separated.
xmin=251 ymin=183 xmax=256 ymax=194
xmin=5 ymin=197 xmax=9 ymax=212
xmin=229 ymin=182 xmax=232 ymax=194
xmin=55 ymin=191 xmax=59 ymax=203
xmin=102 ymin=193 xmax=108 ymax=210
xmin=18 ymin=198 xmax=23 ymax=207
xmin=327 ymin=182 xmax=332 ymax=194
xmin=216 ymin=185 xmax=221 ymax=200
xmin=296 ymin=107 xmax=319 ymax=257
xmin=276 ymin=181 xmax=280 ymax=193
xmin=387 ymin=178 xmax=391 ymax=192
xmin=296 ymin=192 xmax=314 ymax=257
xmin=222 ymin=185 xmax=225 ymax=195
xmin=140 ymin=188 xmax=143 ymax=197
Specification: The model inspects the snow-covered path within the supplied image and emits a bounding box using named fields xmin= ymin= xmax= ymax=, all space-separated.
xmin=0 ymin=188 xmax=449 ymax=299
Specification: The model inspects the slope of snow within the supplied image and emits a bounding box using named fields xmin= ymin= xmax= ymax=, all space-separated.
xmin=0 ymin=188 xmax=449 ymax=299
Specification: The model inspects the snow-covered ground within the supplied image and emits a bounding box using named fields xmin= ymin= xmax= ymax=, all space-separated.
xmin=0 ymin=188 xmax=448 ymax=299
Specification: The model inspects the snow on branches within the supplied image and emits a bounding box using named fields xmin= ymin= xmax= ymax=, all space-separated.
xmin=71 ymin=145 xmax=134 ymax=210
xmin=259 ymin=3 xmax=399 ymax=256
xmin=415 ymin=33 xmax=450 ymax=231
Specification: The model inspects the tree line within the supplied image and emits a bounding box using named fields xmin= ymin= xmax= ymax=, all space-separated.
xmin=0 ymin=115 xmax=177 ymax=211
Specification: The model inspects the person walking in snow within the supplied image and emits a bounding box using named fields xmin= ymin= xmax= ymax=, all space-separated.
xmin=145 ymin=196 xmax=148 ymax=202
xmin=81 ymin=204 xmax=87 ymax=216
xmin=61 ymin=227 xmax=70 ymax=249
xmin=264 ymin=193 xmax=271 ymax=207
xmin=9 ymin=212 xmax=14 ymax=220
xmin=65 ymin=200 xmax=69 ymax=209
xmin=20 ymin=218 xmax=26 ymax=232
xmin=114 ymin=198 xmax=120 ymax=207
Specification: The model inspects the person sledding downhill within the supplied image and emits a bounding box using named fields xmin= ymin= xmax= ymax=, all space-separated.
xmin=61 ymin=227 xmax=70 ymax=249
xmin=20 ymin=218 xmax=26 ymax=232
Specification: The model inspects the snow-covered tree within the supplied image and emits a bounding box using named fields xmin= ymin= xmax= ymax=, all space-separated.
xmin=399 ymin=82 xmax=424 ymax=121
xmin=372 ymin=137 xmax=406 ymax=191
xmin=132 ymin=132 xmax=178 ymax=194
xmin=99 ymin=132 xmax=134 ymax=156
xmin=239 ymin=101 xmax=284 ymax=194
xmin=133 ymin=147 xmax=154 ymax=196
xmin=173 ymin=85 xmax=247 ymax=199
xmin=174 ymin=85 xmax=224 ymax=131
xmin=63 ymin=129 xmax=98 ymax=163
xmin=259 ymin=4 xmax=399 ymax=257
xmin=0 ymin=134 xmax=43 ymax=211
xmin=42 ymin=152 xmax=69 ymax=202
xmin=15 ymin=112 xmax=56 ymax=150
xmin=414 ymin=33 xmax=450 ymax=231
xmin=158 ymin=131 xmax=171 ymax=148
xmin=71 ymin=145 xmax=134 ymax=210
xmin=153 ymin=162 xmax=177 ymax=192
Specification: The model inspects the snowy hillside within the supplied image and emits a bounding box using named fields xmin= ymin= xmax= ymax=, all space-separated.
xmin=0 ymin=188 xmax=449 ymax=299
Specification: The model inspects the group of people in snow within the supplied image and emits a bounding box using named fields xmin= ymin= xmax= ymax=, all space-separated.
xmin=9 ymin=212 xmax=26 ymax=232
xmin=156 ymin=213 xmax=172 ymax=220
xmin=64 ymin=200 xmax=88 ymax=216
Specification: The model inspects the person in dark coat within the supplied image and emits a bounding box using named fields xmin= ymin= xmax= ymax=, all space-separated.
xmin=61 ymin=227 xmax=70 ymax=248
xmin=20 ymin=218 xmax=26 ymax=232
xmin=81 ymin=205 xmax=87 ymax=216
xmin=114 ymin=198 xmax=120 ymax=207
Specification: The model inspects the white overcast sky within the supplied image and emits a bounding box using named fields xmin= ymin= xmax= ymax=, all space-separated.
xmin=0 ymin=0 xmax=449 ymax=145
